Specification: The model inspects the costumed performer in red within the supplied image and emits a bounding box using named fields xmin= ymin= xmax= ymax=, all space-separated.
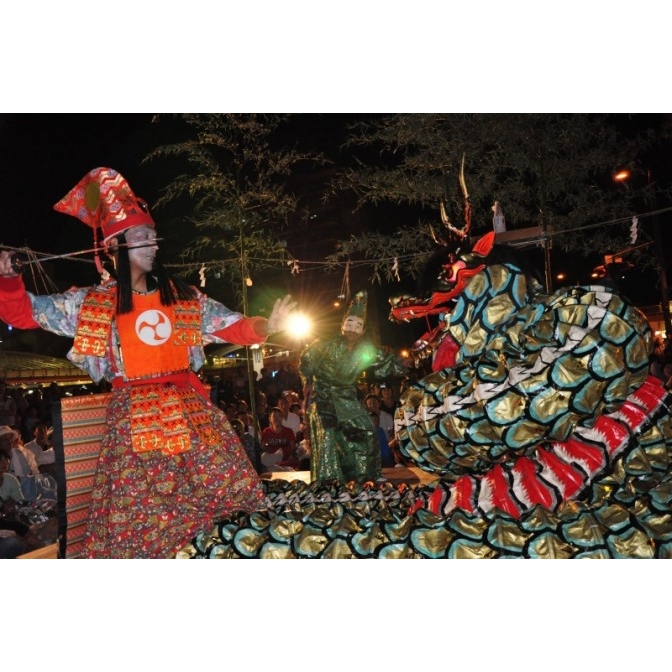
xmin=0 ymin=167 xmax=297 ymax=558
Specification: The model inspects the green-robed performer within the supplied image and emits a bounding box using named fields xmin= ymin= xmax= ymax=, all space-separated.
xmin=299 ymin=291 xmax=406 ymax=484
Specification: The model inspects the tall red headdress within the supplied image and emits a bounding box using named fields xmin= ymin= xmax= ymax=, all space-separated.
xmin=53 ymin=167 xmax=156 ymax=273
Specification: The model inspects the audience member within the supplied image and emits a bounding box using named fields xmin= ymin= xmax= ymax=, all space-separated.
xmin=21 ymin=405 xmax=41 ymax=442
xmin=0 ymin=442 xmax=53 ymax=557
xmin=260 ymin=407 xmax=298 ymax=471
xmin=1 ymin=426 xmax=39 ymax=478
xmin=12 ymin=387 xmax=29 ymax=418
xmin=289 ymin=402 xmax=305 ymax=441
xmin=0 ymin=381 xmax=17 ymax=427
xmin=0 ymin=426 xmax=57 ymax=502
xmin=284 ymin=390 xmax=301 ymax=406
xmin=277 ymin=395 xmax=301 ymax=436
xmin=255 ymin=391 xmax=270 ymax=430
xmin=0 ymin=442 xmax=29 ymax=558
xmin=256 ymin=368 xmax=278 ymax=406
xmin=221 ymin=403 xmax=238 ymax=423
xmin=236 ymin=408 xmax=254 ymax=437
xmin=378 ymin=384 xmax=398 ymax=416
xmin=368 ymin=410 xmax=396 ymax=468
xmin=364 ymin=394 xmax=394 ymax=441
xmin=288 ymin=362 xmax=303 ymax=394
xmin=0 ymin=439 xmax=24 ymax=503
xmin=231 ymin=418 xmax=260 ymax=471
xmin=23 ymin=422 xmax=56 ymax=479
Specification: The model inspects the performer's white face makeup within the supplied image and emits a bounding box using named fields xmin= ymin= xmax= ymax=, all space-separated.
xmin=341 ymin=316 xmax=364 ymax=335
xmin=125 ymin=225 xmax=158 ymax=273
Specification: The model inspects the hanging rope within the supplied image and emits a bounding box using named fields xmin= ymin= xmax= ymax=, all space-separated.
xmin=3 ymin=204 xmax=671 ymax=284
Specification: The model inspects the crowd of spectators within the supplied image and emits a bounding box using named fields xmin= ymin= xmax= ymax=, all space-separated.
xmin=0 ymin=379 xmax=112 ymax=443
xmin=0 ymin=379 xmax=65 ymax=557
xmin=203 ymin=359 xmax=415 ymax=476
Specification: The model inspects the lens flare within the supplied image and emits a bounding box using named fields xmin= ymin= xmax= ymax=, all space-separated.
xmin=286 ymin=313 xmax=312 ymax=339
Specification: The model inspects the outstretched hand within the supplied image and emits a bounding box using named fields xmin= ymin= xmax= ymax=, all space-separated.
xmin=266 ymin=295 xmax=298 ymax=334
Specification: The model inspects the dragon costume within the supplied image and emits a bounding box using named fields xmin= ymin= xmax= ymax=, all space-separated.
xmin=178 ymin=220 xmax=672 ymax=559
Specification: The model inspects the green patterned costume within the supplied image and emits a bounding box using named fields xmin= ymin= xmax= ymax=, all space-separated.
xmin=299 ymin=334 xmax=405 ymax=484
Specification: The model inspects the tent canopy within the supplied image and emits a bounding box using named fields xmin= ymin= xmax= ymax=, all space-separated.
xmin=0 ymin=350 xmax=92 ymax=387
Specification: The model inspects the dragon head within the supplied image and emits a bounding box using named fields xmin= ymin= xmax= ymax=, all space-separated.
xmin=389 ymin=231 xmax=496 ymax=323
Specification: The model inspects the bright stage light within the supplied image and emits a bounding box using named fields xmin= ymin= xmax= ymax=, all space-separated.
xmin=286 ymin=312 xmax=312 ymax=339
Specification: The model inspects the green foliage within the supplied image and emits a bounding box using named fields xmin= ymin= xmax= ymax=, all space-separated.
xmin=327 ymin=225 xmax=439 ymax=284
xmin=330 ymin=114 xmax=670 ymax=280
xmin=143 ymin=114 xmax=325 ymax=303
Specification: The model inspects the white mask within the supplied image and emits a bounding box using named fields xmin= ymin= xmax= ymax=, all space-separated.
xmin=342 ymin=316 xmax=364 ymax=335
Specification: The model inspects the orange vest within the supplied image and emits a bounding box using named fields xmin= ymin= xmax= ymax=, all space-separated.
xmin=115 ymin=293 xmax=190 ymax=378
xmin=73 ymin=284 xmax=215 ymax=456
xmin=73 ymin=284 xmax=202 ymax=375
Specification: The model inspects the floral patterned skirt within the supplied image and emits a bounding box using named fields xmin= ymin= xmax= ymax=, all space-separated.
xmin=84 ymin=384 xmax=265 ymax=558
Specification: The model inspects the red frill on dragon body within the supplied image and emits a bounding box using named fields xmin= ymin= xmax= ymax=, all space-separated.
xmin=388 ymin=170 xmax=672 ymax=557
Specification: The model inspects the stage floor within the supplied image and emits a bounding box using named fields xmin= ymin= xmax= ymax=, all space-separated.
xmin=262 ymin=465 xmax=439 ymax=487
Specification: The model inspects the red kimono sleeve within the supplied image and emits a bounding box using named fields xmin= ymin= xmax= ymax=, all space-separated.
xmin=0 ymin=276 xmax=40 ymax=329
xmin=213 ymin=316 xmax=267 ymax=346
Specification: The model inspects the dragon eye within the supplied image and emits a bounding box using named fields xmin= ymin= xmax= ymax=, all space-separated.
xmin=446 ymin=260 xmax=467 ymax=281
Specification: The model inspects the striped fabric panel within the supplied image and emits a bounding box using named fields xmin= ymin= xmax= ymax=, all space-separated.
xmin=61 ymin=393 xmax=111 ymax=558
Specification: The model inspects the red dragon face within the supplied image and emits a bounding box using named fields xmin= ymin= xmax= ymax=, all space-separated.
xmin=389 ymin=231 xmax=496 ymax=323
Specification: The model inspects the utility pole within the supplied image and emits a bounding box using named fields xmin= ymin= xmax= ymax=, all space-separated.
xmin=645 ymin=168 xmax=672 ymax=338
xmin=543 ymin=230 xmax=553 ymax=293
xmin=614 ymin=168 xmax=671 ymax=338
xmin=652 ymin=211 xmax=672 ymax=337
xmin=240 ymin=225 xmax=262 ymax=473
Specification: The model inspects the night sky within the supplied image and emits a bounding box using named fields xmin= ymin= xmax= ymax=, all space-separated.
xmin=0 ymin=113 xmax=158 ymax=258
